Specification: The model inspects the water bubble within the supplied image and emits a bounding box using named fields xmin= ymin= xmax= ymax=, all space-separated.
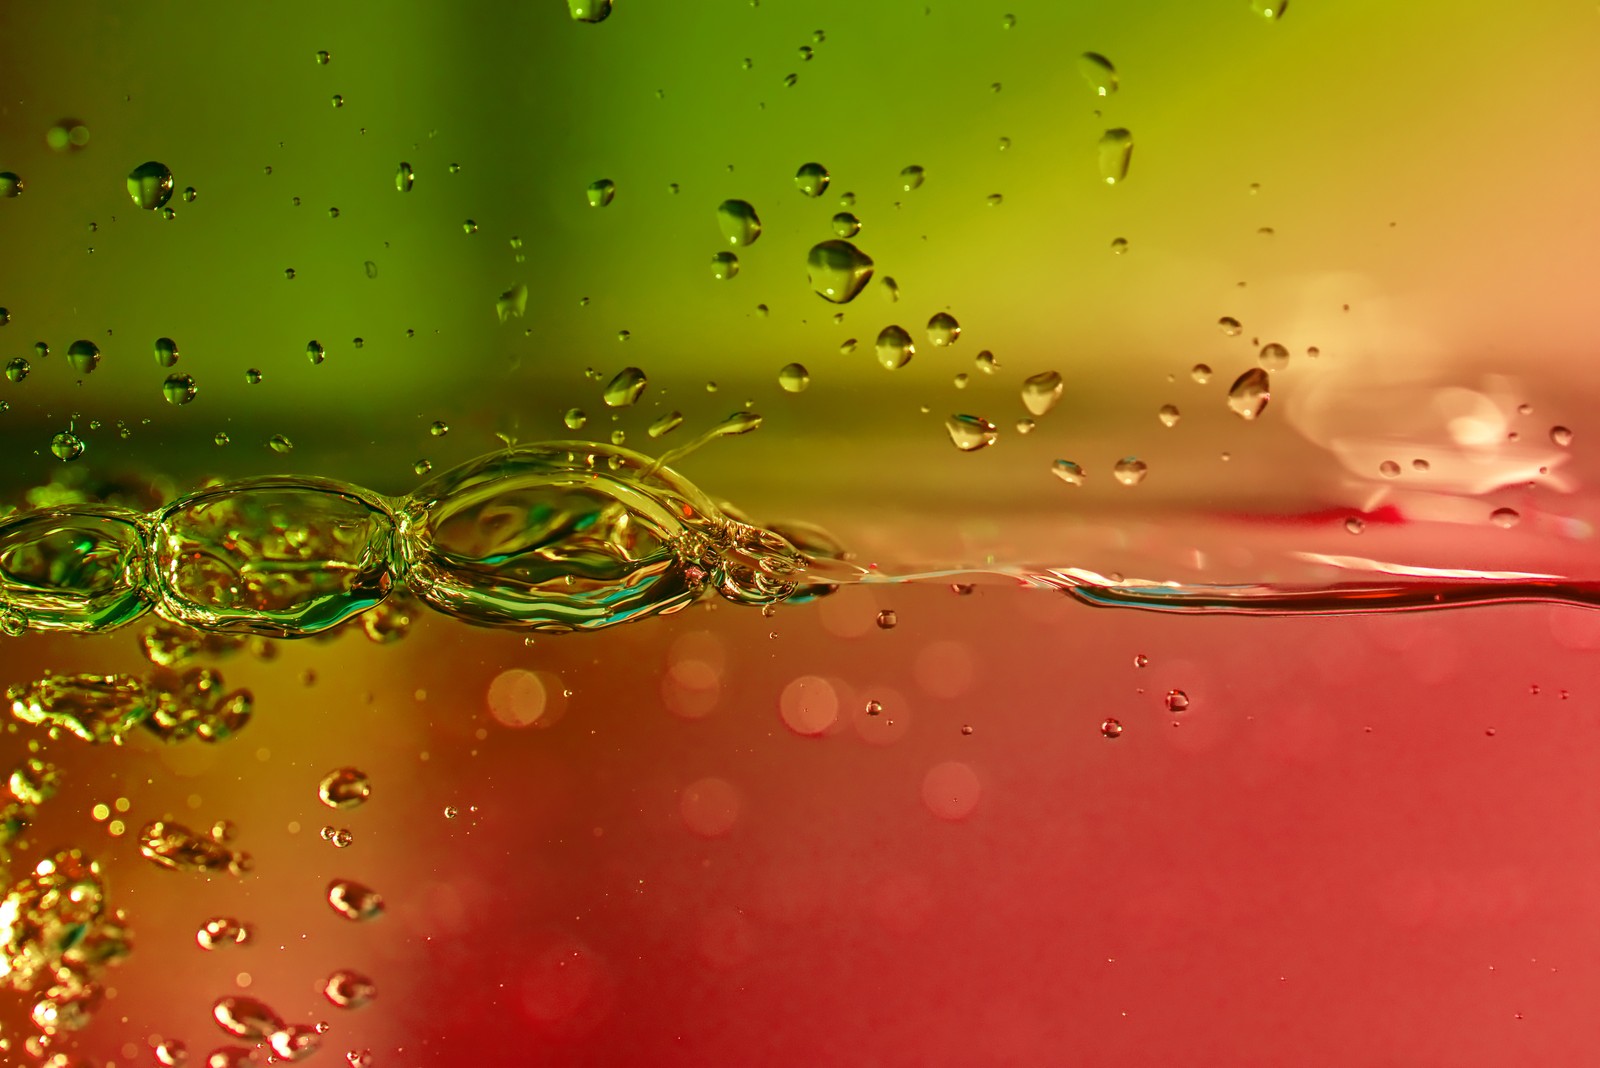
xmin=926 ymin=313 xmax=961 ymax=347
xmin=1258 ymin=342 xmax=1289 ymax=370
xmin=1101 ymin=717 xmax=1123 ymax=738
xmin=318 ymin=768 xmax=371 ymax=809
xmin=127 ymin=161 xmax=175 ymax=210
xmin=1345 ymin=517 xmax=1365 ymax=535
xmin=1191 ymin=363 xmax=1212 ymax=384
xmin=269 ymin=1025 xmax=323 ymax=1062
xmin=945 ymin=414 xmax=998 ymax=452
xmin=196 ymin=916 xmax=251 ymax=950
xmin=66 ymin=339 xmax=100 ymax=375
xmin=5 ymin=358 xmax=29 ymax=383
xmin=327 ymin=878 xmax=384 ymax=921
xmin=0 ymin=172 xmax=23 ymax=197
xmin=831 ymin=212 xmax=861 ymax=237
xmin=1218 ymin=316 xmax=1242 ymax=335
xmin=321 ymin=826 xmax=353 ymax=848
xmin=1078 ymin=52 xmax=1118 ymax=96
xmin=153 ymin=1039 xmax=187 ymax=1065
xmin=647 ymin=411 xmax=684 ymax=438
xmin=874 ymin=325 xmax=915 ymax=369
xmin=603 ymin=367 xmax=648 ymax=407
xmin=563 ymin=408 xmax=588 ymax=429
xmin=163 ymin=374 xmax=198 ymax=405
xmin=323 ymin=969 xmax=376 ymax=1009
xmin=245 ymin=368 xmax=263 ymax=385
xmin=1097 ymin=129 xmax=1133 ymax=184
xmin=269 ymin=434 xmax=294 ymax=454
xmin=154 ymin=337 xmax=179 ymax=367
xmin=214 ymin=432 xmax=230 ymax=446
xmin=876 ymin=609 xmax=898 ymax=630
xmin=794 ymin=162 xmax=830 ymax=198
xmin=778 ymin=363 xmax=810 ymax=392
xmin=1112 ymin=457 xmax=1148 ymax=486
xmin=1226 ymin=368 xmax=1271 ymax=420
xmin=138 ymin=819 xmax=251 ymax=875
xmin=807 ymin=240 xmax=875 ymax=303
xmin=1551 ymin=426 xmax=1573 ymax=446
xmin=50 ymin=431 xmax=84 ymax=461
xmin=1378 ymin=460 xmax=1401 ymax=477
xmin=1490 ymin=507 xmax=1521 ymax=529
xmin=1165 ymin=689 xmax=1189 ymax=712
xmin=586 ymin=178 xmax=616 ymax=207
xmin=710 ymin=251 xmax=740 ymax=280
xmin=1051 ymin=459 xmax=1086 ymax=486
xmin=716 ymin=200 xmax=762 ymax=246
xmin=1157 ymin=404 xmax=1181 ymax=428
xmin=900 ymin=165 xmax=925 ymax=191
xmin=306 ymin=340 xmax=326 ymax=365
xmin=1020 ymin=371 xmax=1063 ymax=416
xmin=347 ymin=1052 xmax=374 ymax=1068
xmin=213 ymin=997 xmax=284 ymax=1040
xmin=316 ymin=49 xmax=332 ymax=64
xmin=395 ymin=163 xmax=414 ymax=192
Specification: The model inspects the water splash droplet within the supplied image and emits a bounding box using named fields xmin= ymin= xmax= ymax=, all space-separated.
xmin=0 ymin=172 xmax=23 ymax=197
xmin=327 ymin=879 xmax=384 ymax=921
xmin=127 ymin=161 xmax=174 ymax=210
xmin=926 ymin=313 xmax=960 ymax=347
xmin=323 ymin=969 xmax=376 ymax=1009
xmin=50 ymin=431 xmax=85 ymax=462
xmin=876 ymin=610 xmax=898 ymax=630
xmin=1218 ymin=316 xmax=1243 ymax=336
xmin=831 ymin=212 xmax=861 ymax=238
xmin=213 ymin=996 xmax=285 ymax=1040
xmin=1226 ymin=368 xmax=1271 ymax=420
xmin=563 ymin=408 xmax=588 ymax=430
xmin=1051 ymin=460 xmax=1086 ymax=486
xmin=1258 ymin=342 xmax=1289 ymax=370
xmin=1101 ymin=717 xmax=1123 ymax=738
xmin=586 ymin=179 xmax=616 ymax=207
xmin=647 ymin=411 xmax=684 ymax=439
xmin=874 ymin=325 xmax=915 ymax=370
xmin=1097 ymin=129 xmax=1133 ymax=184
xmin=900 ymin=165 xmax=925 ymax=191
xmin=163 ymin=374 xmax=198 ymax=405
xmin=716 ymin=200 xmax=762 ymax=246
xmin=1490 ymin=507 xmax=1521 ymax=529
xmin=945 ymin=414 xmax=998 ymax=452
xmin=66 ymin=339 xmax=100 ymax=375
xmin=1078 ymin=52 xmax=1118 ymax=96
xmin=318 ymin=768 xmax=371 ymax=809
xmin=197 ymin=916 xmax=252 ymax=950
xmin=1165 ymin=689 xmax=1189 ymax=712
xmin=568 ymin=0 xmax=614 ymax=21
xmin=395 ymin=163 xmax=414 ymax=192
xmin=1112 ymin=457 xmax=1148 ymax=486
xmin=710 ymin=251 xmax=740 ymax=280
xmin=5 ymin=358 xmax=28 ymax=383
xmin=603 ymin=367 xmax=648 ymax=407
xmin=778 ymin=363 xmax=810 ymax=392
xmin=1191 ymin=363 xmax=1212 ymax=384
xmin=154 ymin=337 xmax=179 ymax=367
xmin=1020 ymin=371 xmax=1063 ymax=416
xmin=795 ymin=162 xmax=830 ymax=198
xmin=1379 ymin=460 xmax=1401 ymax=477
xmin=1157 ymin=404 xmax=1180 ymax=428
xmin=806 ymin=240 xmax=875 ymax=303
xmin=1551 ymin=426 xmax=1573 ymax=446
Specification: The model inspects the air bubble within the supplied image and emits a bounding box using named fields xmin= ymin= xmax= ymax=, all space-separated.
xmin=1101 ymin=718 xmax=1123 ymax=738
xmin=306 ymin=340 xmax=326 ymax=365
xmin=323 ymin=969 xmax=376 ymax=1009
xmin=327 ymin=878 xmax=384 ymax=921
xmin=1157 ymin=404 xmax=1180 ymax=428
xmin=1490 ymin=507 xmax=1521 ymax=529
xmin=900 ymin=165 xmax=925 ymax=191
xmin=1191 ymin=363 xmax=1212 ymax=384
xmin=1218 ymin=316 xmax=1242 ymax=335
xmin=832 ymin=212 xmax=861 ymax=238
xmin=395 ymin=163 xmax=414 ymax=192
xmin=5 ymin=358 xmax=28 ymax=383
xmin=1551 ymin=426 xmax=1573 ymax=447
xmin=1165 ymin=689 xmax=1189 ymax=712
xmin=318 ymin=768 xmax=371 ymax=809
xmin=563 ymin=408 xmax=588 ymax=430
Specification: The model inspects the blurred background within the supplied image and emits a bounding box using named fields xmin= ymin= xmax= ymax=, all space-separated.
xmin=4 ymin=1 xmax=1600 ymax=1065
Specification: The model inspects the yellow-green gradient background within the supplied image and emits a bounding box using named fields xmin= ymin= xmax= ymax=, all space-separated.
xmin=4 ymin=0 xmax=1597 ymax=567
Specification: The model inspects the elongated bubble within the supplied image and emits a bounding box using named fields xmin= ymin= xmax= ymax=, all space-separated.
xmin=0 ymin=507 xmax=150 ymax=632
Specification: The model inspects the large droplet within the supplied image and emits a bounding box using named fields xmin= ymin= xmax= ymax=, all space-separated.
xmin=127 ymin=161 xmax=175 ymax=210
xmin=327 ymin=878 xmax=385 ymax=921
xmin=795 ymin=162 xmax=830 ymax=197
xmin=568 ymin=0 xmax=613 ymax=21
xmin=5 ymin=358 xmax=28 ymax=383
xmin=154 ymin=337 xmax=179 ymax=368
xmin=926 ymin=313 xmax=960 ymax=347
xmin=163 ymin=373 xmax=198 ymax=405
xmin=874 ymin=325 xmax=915 ymax=370
xmin=807 ymin=240 xmax=875 ymax=303
xmin=716 ymin=200 xmax=762 ymax=246
xmin=1227 ymin=368 xmax=1271 ymax=420
xmin=945 ymin=415 xmax=997 ymax=452
xmin=586 ymin=178 xmax=616 ymax=208
xmin=318 ymin=768 xmax=371 ymax=809
xmin=1078 ymin=52 xmax=1117 ymax=96
xmin=603 ymin=367 xmax=647 ymax=407
xmin=1113 ymin=457 xmax=1148 ymax=486
xmin=900 ymin=165 xmax=925 ymax=191
xmin=710 ymin=251 xmax=740 ymax=280
xmin=1258 ymin=342 xmax=1289 ymax=370
xmin=50 ymin=430 xmax=85 ymax=461
xmin=1097 ymin=130 xmax=1134 ymax=184
xmin=66 ymin=339 xmax=101 ymax=375
xmin=395 ymin=163 xmax=414 ymax=192
xmin=1020 ymin=371 xmax=1063 ymax=416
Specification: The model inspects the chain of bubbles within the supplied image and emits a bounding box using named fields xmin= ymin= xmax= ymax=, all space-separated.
xmin=0 ymin=442 xmax=811 ymax=640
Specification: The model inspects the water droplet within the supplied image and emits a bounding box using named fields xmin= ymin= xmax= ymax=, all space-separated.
xmin=1218 ymin=316 xmax=1242 ymax=335
xmin=1157 ymin=404 xmax=1180 ymax=428
xmin=269 ymin=434 xmax=294 ymax=454
xmin=245 ymin=368 xmax=264 ymax=385
xmin=716 ymin=199 xmax=762 ymax=246
xmin=900 ymin=165 xmax=925 ymax=191
xmin=1551 ymin=426 xmax=1573 ymax=446
xmin=563 ymin=408 xmax=588 ymax=429
xmin=412 ymin=460 xmax=432 ymax=476
xmin=1249 ymin=0 xmax=1287 ymax=18
xmin=953 ymin=372 xmax=969 ymax=389
xmin=865 ymin=699 xmax=884 ymax=716
xmin=945 ymin=414 xmax=998 ymax=452
xmin=1226 ymin=368 xmax=1271 ymax=420
xmin=66 ymin=339 xmax=100 ymax=375
xmin=1258 ymin=342 xmax=1289 ymax=370
xmin=1165 ymin=689 xmax=1189 ymax=712
xmin=269 ymin=1024 xmax=323 ymax=1062
xmin=1020 ymin=371 xmax=1063 ymax=416
xmin=127 ymin=161 xmax=174 ymax=210
xmin=972 ymin=351 xmax=998 ymax=375
xmin=138 ymin=819 xmax=251 ymax=875
xmin=306 ymin=340 xmax=326 ymax=365
xmin=876 ymin=609 xmax=898 ymax=630
xmin=1412 ymin=458 xmax=1430 ymax=472
xmin=321 ymin=826 xmax=353 ymax=848
xmin=799 ymin=45 xmax=814 ymax=61
xmin=710 ymin=251 xmax=740 ymax=280
xmin=1002 ymin=12 xmax=1017 ymax=28
xmin=794 ymin=162 xmax=830 ymax=197
xmin=568 ymin=0 xmax=614 ymax=21
xmin=926 ymin=312 xmax=960 ymax=347
xmin=806 ymin=240 xmax=875 ymax=303
xmin=1379 ymin=460 xmax=1401 ymax=477
xmin=5 ymin=358 xmax=29 ymax=383
xmin=778 ymin=363 xmax=810 ymax=392
xmin=323 ymin=969 xmax=376 ymax=1009
xmin=1052 ymin=460 xmax=1086 ymax=486
xmin=1108 ymin=236 xmax=1130 ymax=255
xmin=214 ymin=996 xmax=285 ymax=1041
xmin=0 ymin=172 xmax=23 ymax=197
xmin=1113 ymin=457 xmax=1148 ymax=486
xmin=443 ymin=806 xmax=459 ymax=819
xmin=32 ymin=341 xmax=48 ymax=358
xmin=316 ymin=49 xmax=332 ymax=64
xmin=1490 ymin=507 xmax=1521 ymax=529
xmin=603 ymin=367 xmax=647 ymax=407
xmin=284 ymin=267 xmax=296 ymax=280
xmin=395 ymin=162 xmax=414 ymax=192
xmin=318 ymin=768 xmax=371 ymax=809
xmin=1097 ymin=129 xmax=1133 ymax=184
xmin=874 ymin=325 xmax=915 ymax=369
xmin=331 ymin=93 xmax=345 ymax=108
xmin=162 ymin=374 xmax=198 ymax=405
xmin=831 ymin=212 xmax=861 ymax=237
xmin=1191 ymin=363 xmax=1212 ymax=383
xmin=1345 ymin=517 xmax=1365 ymax=535
xmin=327 ymin=879 xmax=384 ymax=921
xmin=647 ymin=410 xmax=684 ymax=438
xmin=783 ymin=72 xmax=799 ymax=88
xmin=197 ymin=916 xmax=251 ymax=950
xmin=587 ymin=178 xmax=616 ymax=207
xmin=997 ymin=136 xmax=1011 ymax=152
xmin=1101 ymin=717 xmax=1124 ymax=738
xmin=214 ymin=431 xmax=230 ymax=446
xmin=1078 ymin=52 xmax=1118 ymax=96
xmin=154 ymin=337 xmax=179 ymax=367
xmin=1015 ymin=418 xmax=1035 ymax=435
xmin=50 ymin=431 xmax=84 ymax=462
